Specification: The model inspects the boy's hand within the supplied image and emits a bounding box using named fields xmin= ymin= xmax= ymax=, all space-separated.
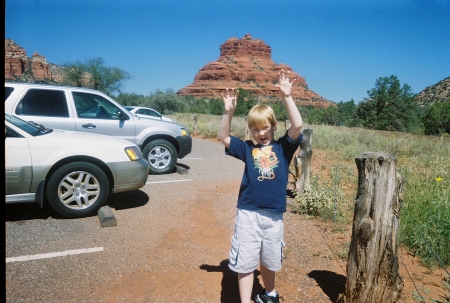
xmin=275 ymin=69 xmax=296 ymax=98
xmin=221 ymin=88 xmax=239 ymax=113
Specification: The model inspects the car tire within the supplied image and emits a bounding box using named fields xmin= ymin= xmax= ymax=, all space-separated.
xmin=143 ymin=139 xmax=177 ymax=175
xmin=46 ymin=162 xmax=110 ymax=218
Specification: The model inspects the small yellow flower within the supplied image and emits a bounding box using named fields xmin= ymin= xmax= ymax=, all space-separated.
xmin=390 ymin=135 xmax=394 ymax=138
xmin=436 ymin=177 xmax=443 ymax=182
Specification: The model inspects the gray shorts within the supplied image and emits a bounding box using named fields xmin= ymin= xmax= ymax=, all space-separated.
xmin=228 ymin=209 xmax=284 ymax=274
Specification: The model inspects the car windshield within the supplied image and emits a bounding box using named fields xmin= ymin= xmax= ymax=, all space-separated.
xmin=124 ymin=106 xmax=135 ymax=111
xmin=5 ymin=113 xmax=53 ymax=136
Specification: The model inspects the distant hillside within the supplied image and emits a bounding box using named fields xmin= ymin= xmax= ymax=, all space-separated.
xmin=415 ymin=77 xmax=450 ymax=106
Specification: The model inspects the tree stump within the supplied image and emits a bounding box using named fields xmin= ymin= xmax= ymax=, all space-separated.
xmin=295 ymin=128 xmax=313 ymax=195
xmin=193 ymin=114 xmax=198 ymax=136
xmin=245 ymin=117 xmax=250 ymax=141
xmin=343 ymin=152 xmax=403 ymax=302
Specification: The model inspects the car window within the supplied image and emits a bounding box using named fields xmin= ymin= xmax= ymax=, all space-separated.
xmin=15 ymin=89 xmax=69 ymax=117
xmin=148 ymin=109 xmax=160 ymax=117
xmin=5 ymin=87 xmax=14 ymax=100
xmin=5 ymin=113 xmax=48 ymax=136
xmin=141 ymin=108 xmax=159 ymax=118
xmin=5 ymin=125 xmax=22 ymax=138
xmin=73 ymin=92 xmax=122 ymax=120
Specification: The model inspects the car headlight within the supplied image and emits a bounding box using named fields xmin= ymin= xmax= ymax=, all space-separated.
xmin=124 ymin=146 xmax=143 ymax=161
xmin=180 ymin=128 xmax=189 ymax=136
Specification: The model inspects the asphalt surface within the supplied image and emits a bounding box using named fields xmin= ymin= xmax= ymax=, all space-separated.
xmin=6 ymin=137 xmax=436 ymax=303
xmin=5 ymin=137 xmax=244 ymax=302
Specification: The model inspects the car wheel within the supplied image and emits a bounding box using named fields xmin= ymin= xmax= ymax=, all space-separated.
xmin=143 ymin=139 xmax=176 ymax=175
xmin=46 ymin=162 xmax=110 ymax=218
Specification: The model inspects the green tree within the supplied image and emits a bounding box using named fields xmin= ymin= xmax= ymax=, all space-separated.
xmin=306 ymin=107 xmax=325 ymax=125
xmin=194 ymin=98 xmax=209 ymax=114
xmin=422 ymin=101 xmax=450 ymax=135
xmin=148 ymin=89 xmax=185 ymax=114
xmin=355 ymin=76 xmax=422 ymax=132
xmin=62 ymin=57 xmax=131 ymax=96
xmin=116 ymin=93 xmax=148 ymax=107
xmin=234 ymin=88 xmax=258 ymax=116
xmin=337 ymin=100 xmax=356 ymax=126
xmin=61 ymin=61 xmax=87 ymax=87
xmin=209 ymin=98 xmax=223 ymax=115
xmin=322 ymin=105 xmax=340 ymax=126
xmin=298 ymin=105 xmax=316 ymax=124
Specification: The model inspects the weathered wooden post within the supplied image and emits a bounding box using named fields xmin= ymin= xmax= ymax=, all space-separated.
xmin=295 ymin=128 xmax=313 ymax=195
xmin=285 ymin=120 xmax=291 ymax=132
xmin=343 ymin=152 xmax=403 ymax=303
xmin=245 ymin=117 xmax=250 ymax=141
xmin=193 ymin=114 xmax=198 ymax=136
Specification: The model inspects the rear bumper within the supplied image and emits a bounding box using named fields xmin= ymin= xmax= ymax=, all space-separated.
xmin=176 ymin=135 xmax=192 ymax=159
xmin=108 ymin=159 xmax=149 ymax=193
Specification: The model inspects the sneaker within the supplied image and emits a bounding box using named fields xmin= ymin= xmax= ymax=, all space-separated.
xmin=255 ymin=289 xmax=283 ymax=303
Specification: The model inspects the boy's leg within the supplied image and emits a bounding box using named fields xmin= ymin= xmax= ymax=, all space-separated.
xmin=238 ymin=272 xmax=254 ymax=303
xmin=258 ymin=211 xmax=283 ymax=301
xmin=260 ymin=264 xmax=275 ymax=292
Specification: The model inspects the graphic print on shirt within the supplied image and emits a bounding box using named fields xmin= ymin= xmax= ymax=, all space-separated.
xmin=252 ymin=146 xmax=279 ymax=181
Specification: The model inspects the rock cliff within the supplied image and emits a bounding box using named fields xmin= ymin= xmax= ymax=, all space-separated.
xmin=415 ymin=76 xmax=450 ymax=106
xmin=5 ymin=38 xmax=65 ymax=83
xmin=177 ymin=34 xmax=334 ymax=108
xmin=4 ymin=39 xmax=29 ymax=80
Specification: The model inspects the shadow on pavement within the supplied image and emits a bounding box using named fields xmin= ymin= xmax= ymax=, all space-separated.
xmin=103 ymin=189 xmax=149 ymax=211
xmin=5 ymin=189 xmax=149 ymax=221
xmin=5 ymin=202 xmax=53 ymax=221
xmin=200 ymin=259 xmax=264 ymax=302
xmin=307 ymin=270 xmax=346 ymax=302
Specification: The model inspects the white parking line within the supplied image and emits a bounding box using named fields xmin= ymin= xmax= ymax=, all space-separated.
xmin=6 ymin=247 xmax=104 ymax=263
xmin=147 ymin=179 xmax=192 ymax=184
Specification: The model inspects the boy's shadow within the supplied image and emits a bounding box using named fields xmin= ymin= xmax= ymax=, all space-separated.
xmin=200 ymin=259 xmax=263 ymax=302
xmin=307 ymin=270 xmax=346 ymax=302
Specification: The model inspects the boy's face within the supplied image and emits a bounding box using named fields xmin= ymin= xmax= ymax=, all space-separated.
xmin=250 ymin=122 xmax=276 ymax=146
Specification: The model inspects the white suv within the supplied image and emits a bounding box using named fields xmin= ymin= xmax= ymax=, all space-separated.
xmin=5 ymin=82 xmax=192 ymax=174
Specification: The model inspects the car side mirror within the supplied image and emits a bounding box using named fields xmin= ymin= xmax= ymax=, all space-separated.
xmin=118 ymin=111 xmax=130 ymax=120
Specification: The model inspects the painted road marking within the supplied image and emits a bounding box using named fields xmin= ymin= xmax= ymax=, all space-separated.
xmin=147 ymin=179 xmax=192 ymax=184
xmin=6 ymin=247 xmax=104 ymax=263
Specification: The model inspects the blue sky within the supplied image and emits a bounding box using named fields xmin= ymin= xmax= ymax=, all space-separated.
xmin=5 ymin=0 xmax=450 ymax=103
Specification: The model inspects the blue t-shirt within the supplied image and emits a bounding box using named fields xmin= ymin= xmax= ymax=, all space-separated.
xmin=225 ymin=133 xmax=303 ymax=213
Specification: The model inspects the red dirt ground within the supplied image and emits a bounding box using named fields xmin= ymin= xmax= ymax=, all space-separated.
xmin=200 ymin=137 xmax=449 ymax=302
xmin=101 ymin=136 xmax=448 ymax=303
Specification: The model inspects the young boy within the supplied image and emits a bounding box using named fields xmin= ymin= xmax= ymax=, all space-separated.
xmin=218 ymin=70 xmax=303 ymax=303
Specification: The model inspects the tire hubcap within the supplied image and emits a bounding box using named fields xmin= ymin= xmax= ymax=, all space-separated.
xmin=58 ymin=171 xmax=100 ymax=210
xmin=148 ymin=146 xmax=171 ymax=169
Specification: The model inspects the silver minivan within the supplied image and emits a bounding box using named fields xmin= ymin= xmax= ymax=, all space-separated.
xmin=5 ymin=82 xmax=192 ymax=174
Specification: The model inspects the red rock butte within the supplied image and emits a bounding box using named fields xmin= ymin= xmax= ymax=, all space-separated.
xmin=177 ymin=34 xmax=333 ymax=107
xmin=5 ymin=38 xmax=64 ymax=82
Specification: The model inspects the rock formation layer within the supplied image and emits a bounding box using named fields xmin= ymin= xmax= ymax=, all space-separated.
xmin=177 ymin=34 xmax=333 ymax=107
xmin=5 ymin=38 xmax=64 ymax=82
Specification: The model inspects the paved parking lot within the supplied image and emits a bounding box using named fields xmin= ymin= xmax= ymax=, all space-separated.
xmin=5 ymin=138 xmax=246 ymax=302
xmin=6 ymin=137 xmax=359 ymax=303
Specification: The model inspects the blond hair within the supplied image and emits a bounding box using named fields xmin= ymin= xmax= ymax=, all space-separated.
xmin=247 ymin=104 xmax=277 ymax=129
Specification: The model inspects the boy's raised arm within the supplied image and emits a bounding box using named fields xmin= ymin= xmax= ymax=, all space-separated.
xmin=275 ymin=70 xmax=303 ymax=142
xmin=218 ymin=88 xmax=239 ymax=149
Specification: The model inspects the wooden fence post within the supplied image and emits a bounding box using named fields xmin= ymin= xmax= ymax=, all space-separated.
xmin=295 ymin=128 xmax=313 ymax=195
xmin=342 ymin=152 xmax=403 ymax=303
xmin=193 ymin=114 xmax=198 ymax=136
xmin=285 ymin=120 xmax=291 ymax=132
xmin=245 ymin=117 xmax=250 ymax=141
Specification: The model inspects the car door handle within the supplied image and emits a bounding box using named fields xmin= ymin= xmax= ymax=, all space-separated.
xmin=82 ymin=123 xmax=96 ymax=129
